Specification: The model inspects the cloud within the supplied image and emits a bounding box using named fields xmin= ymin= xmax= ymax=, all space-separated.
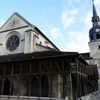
xmin=59 ymin=0 xmax=94 ymax=53
xmin=48 ymin=0 xmax=96 ymax=53
xmin=62 ymin=9 xmax=78 ymax=28
xmin=60 ymin=8 xmax=92 ymax=53
xmin=94 ymin=0 xmax=100 ymax=15
xmin=70 ymin=9 xmax=78 ymax=15
xmin=84 ymin=11 xmax=92 ymax=30
xmin=95 ymin=0 xmax=100 ymax=5
xmin=65 ymin=0 xmax=80 ymax=4
xmin=50 ymin=27 xmax=62 ymax=39
xmin=61 ymin=30 xmax=89 ymax=53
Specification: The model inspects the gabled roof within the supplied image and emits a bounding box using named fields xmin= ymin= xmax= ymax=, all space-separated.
xmin=0 ymin=12 xmax=35 ymax=31
xmin=0 ymin=12 xmax=59 ymax=51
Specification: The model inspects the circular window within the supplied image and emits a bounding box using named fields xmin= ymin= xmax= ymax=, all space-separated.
xmin=6 ymin=34 xmax=20 ymax=52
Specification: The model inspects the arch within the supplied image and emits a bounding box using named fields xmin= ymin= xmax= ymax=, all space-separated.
xmin=3 ymin=79 xmax=10 ymax=95
xmin=90 ymin=35 xmax=94 ymax=41
xmin=96 ymin=33 xmax=100 ymax=39
xmin=41 ymin=75 xmax=48 ymax=97
xmin=0 ymin=79 xmax=2 ymax=95
xmin=3 ymin=79 xmax=13 ymax=95
xmin=31 ymin=76 xmax=39 ymax=96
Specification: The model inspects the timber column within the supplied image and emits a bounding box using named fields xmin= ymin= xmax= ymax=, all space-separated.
xmin=65 ymin=73 xmax=73 ymax=100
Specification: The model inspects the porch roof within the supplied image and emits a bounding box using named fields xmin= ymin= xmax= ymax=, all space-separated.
xmin=0 ymin=51 xmax=88 ymax=65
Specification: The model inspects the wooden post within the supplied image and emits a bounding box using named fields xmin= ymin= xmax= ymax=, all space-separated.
xmin=39 ymin=62 xmax=42 ymax=97
xmin=28 ymin=63 xmax=31 ymax=96
xmin=68 ymin=73 xmax=73 ymax=100
xmin=64 ymin=73 xmax=73 ymax=100
xmin=76 ymin=58 xmax=80 ymax=100
xmin=48 ymin=75 xmax=52 ymax=98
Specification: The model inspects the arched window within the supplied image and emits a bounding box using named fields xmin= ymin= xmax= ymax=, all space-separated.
xmin=96 ymin=33 xmax=100 ymax=39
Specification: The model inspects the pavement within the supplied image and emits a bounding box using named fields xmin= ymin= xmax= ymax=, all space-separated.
xmin=79 ymin=91 xmax=100 ymax=100
xmin=89 ymin=91 xmax=100 ymax=100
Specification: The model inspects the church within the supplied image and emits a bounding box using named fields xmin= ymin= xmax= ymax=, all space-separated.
xmin=0 ymin=1 xmax=99 ymax=100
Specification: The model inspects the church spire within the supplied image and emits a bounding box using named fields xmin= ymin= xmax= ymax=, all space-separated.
xmin=92 ymin=0 xmax=99 ymax=26
xmin=93 ymin=0 xmax=97 ymax=17
xmin=92 ymin=0 xmax=100 ymax=26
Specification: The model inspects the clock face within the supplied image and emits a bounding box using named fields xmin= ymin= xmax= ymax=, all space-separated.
xmin=6 ymin=34 xmax=20 ymax=52
xmin=96 ymin=28 xmax=100 ymax=32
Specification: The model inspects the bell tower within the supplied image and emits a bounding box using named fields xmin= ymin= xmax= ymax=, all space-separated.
xmin=89 ymin=0 xmax=100 ymax=59
xmin=88 ymin=0 xmax=100 ymax=89
xmin=89 ymin=0 xmax=100 ymax=86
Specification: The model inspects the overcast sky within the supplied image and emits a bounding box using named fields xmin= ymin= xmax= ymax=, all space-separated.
xmin=0 ymin=0 xmax=100 ymax=53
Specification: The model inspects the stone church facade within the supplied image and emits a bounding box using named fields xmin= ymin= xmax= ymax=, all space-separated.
xmin=0 ymin=12 xmax=58 ymax=55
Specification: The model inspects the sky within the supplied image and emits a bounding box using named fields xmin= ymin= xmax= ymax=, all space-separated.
xmin=0 ymin=0 xmax=100 ymax=53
